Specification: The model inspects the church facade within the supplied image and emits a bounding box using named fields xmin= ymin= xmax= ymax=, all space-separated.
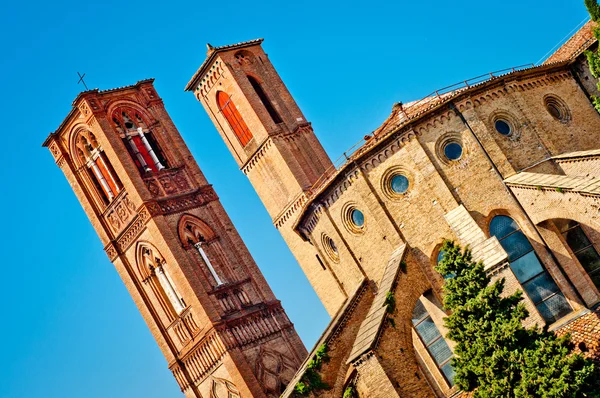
xmin=44 ymin=19 xmax=600 ymax=398
xmin=184 ymin=21 xmax=600 ymax=397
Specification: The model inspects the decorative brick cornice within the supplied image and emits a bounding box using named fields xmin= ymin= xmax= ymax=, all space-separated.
xmin=273 ymin=193 xmax=307 ymax=228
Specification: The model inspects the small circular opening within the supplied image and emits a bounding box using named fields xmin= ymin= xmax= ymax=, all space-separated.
xmin=322 ymin=235 xmax=339 ymax=262
xmin=351 ymin=209 xmax=365 ymax=228
xmin=547 ymin=103 xmax=562 ymax=120
xmin=444 ymin=142 xmax=463 ymax=161
xmin=390 ymin=174 xmax=409 ymax=194
xmin=494 ymin=120 xmax=511 ymax=136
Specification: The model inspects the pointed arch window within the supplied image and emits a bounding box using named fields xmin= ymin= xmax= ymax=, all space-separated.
xmin=216 ymin=91 xmax=253 ymax=147
xmin=490 ymin=215 xmax=571 ymax=323
xmin=75 ymin=133 xmax=122 ymax=204
xmin=557 ymin=220 xmax=600 ymax=288
xmin=412 ymin=298 xmax=455 ymax=386
xmin=112 ymin=109 xmax=168 ymax=174
xmin=247 ymin=76 xmax=282 ymax=124
xmin=179 ymin=217 xmax=225 ymax=287
xmin=140 ymin=246 xmax=186 ymax=316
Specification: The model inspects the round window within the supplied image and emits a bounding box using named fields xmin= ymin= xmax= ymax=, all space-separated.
xmin=390 ymin=174 xmax=409 ymax=194
xmin=547 ymin=103 xmax=562 ymax=120
xmin=351 ymin=209 xmax=365 ymax=228
xmin=544 ymin=96 xmax=570 ymax=123
xmin=494 ymin=120 xmax=511 ymax=136
xmin=322 ymin=235 xmax=339 ymax=262
xmin=444 ymin=142 xmax=463 ymax=161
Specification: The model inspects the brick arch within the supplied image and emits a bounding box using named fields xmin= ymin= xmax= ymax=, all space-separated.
xmin=108 ymin=103 xmax=153 ymax=132
xmin=135 ymin=241 xmax=165 ymax=280
xmin=533 ymin=205 xmax=594 ymax=228
xmin=177 ymin=214 xmax=217 ymax=247
xmin=68 ymin=124 xmax=96 ymax=167
xmin=483 ymin=208 xmax=524 ymax=237
xmin=134 ymin=241 xmax=177 ymax=322
xmin=106 ymin=100 xmax=154 ymax=129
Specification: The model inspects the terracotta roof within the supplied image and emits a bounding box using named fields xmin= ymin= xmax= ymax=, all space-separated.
xmin=184 ymin=39 xmax=263 ymax=91
xmin=295 ymin=62 xmax=571 ymax=232
xmin=553 ymin=148 xmax=600 ymax=160
xmin=347 ymin=244 xmax=407 ymax=364
xmin=505 ymin=172 xmax=600 ymax=195
xmin=544 ymin=20 xmax=597 ymax=64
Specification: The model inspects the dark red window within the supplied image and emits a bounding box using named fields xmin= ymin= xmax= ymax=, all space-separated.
xmin=217 ymin=91 xmax=253 ymax=146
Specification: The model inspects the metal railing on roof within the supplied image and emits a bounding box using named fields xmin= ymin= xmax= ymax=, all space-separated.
xmin=306 ymin=63 xmax=535 ymax=198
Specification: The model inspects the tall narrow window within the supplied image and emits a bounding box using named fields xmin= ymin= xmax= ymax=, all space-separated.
xmin=76 ymin=133 xmax=122 ymax=204
xmin=247 ymin=76 xmax=282 ymax=124
xmin=412 ymin=298 xmax=455 ymax=385
xmin=217 ymin=91 xmax=253 ymax=146
xmin=113 ymin=110 xmax=168 ymax=174
xmin=141 ymin=247 xmax=186 ymax=314
xmin=490 ymin=215 xmax=571 ymax=323
xmin=179 ymin=217 xmax=225 ymax=287
xmin=557 ymin=220 xmax=600 ymax=288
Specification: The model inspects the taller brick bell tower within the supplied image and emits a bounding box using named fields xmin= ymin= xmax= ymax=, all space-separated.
xmin=42 ymin=80 xmax=307 ymax=398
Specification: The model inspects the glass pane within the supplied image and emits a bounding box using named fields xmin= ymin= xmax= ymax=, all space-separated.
xmin=441 ymin=362 xmax=456 ymax=386
xmin=412 ymin=300 xmax=428 ymax=324
xmin=575 ymin=247 xmax=600 ymax=273
xmin=501 ymin=231 xmax=534 ymax=261
xmin=415 ymin=317 xmax=441 ymax=345
xmin=391 ymin=174 xmax=409 ymax=194
xmin=444 ymin=143 xmax=463 ymax=160
xmin=523 ymin=272 xmax=560 ymax=303
xmin=564 ymin=226 xmax=592 ymax=252
xmin=510 ymin=251 xmax=544 ymax=282
xmin=556 ymin=219 xmax=579 ymax=233
xmin=589 ymin=269 xmax=600 ymax=288
xmin=490 ymin=216 xmax=519 ymax=240
xmin=429 ymin=337 xmax=453 ymax=366
xmin=351 ymin=209 xmax=365 ymax=228
xmin=536 ymin=293 xmax=571 ymax=323
xmin=495 ymin=120 xmax=511 ymax=136
xmin=437 ymin=250 xmax=445 ymax=265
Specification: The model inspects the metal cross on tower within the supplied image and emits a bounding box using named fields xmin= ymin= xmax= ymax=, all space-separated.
xmin=77 ymin=72 xmax=89 ymax=90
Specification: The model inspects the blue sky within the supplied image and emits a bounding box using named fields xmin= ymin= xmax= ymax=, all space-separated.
xmin=0 ymin=1 xmax=590 ymax=397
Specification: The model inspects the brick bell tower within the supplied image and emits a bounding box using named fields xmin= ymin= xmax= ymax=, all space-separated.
xmin=42 ymin=80 xmax=307 ymax=398
xmin=185 ymin=40 xmax=332 ymax=222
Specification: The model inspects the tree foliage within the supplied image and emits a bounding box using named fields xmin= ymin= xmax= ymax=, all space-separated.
xmin=293 ymin=344 xmax=330 ymax=396
xmin=585 ymin=0 xmax=600 ymax=112
xmin=435 ymin=240 xmax=599 ymax=397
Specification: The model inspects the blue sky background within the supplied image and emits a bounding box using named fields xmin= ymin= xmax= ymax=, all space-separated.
xmin=0 ymin=1 xmax=590 ymax=397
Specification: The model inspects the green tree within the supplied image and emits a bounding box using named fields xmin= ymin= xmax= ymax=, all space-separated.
xmin=585 ymin=0 xmax=600 ymax=112
xmin=435 ymin=240 xmax=598 ymax=397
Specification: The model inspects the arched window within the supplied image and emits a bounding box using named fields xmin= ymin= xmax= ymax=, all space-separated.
xmin=556 ymin=220 xmax=600 ymax=288
xmin=138 ymin=245 xmax=186 ymax=317
xmin=216 ymin=91 xmax=253 ymax=146
xmin=112 ymin=109 xmax=168 ymax=174
xmin=75 ymin=132 xmax=122 ymax=204
xmin=490 ymin=215 xmax=571 ymax=323
xmin=412 ymin=297 xmax=455 ymax=386
xmin=247 ymin=76 xmax=282 ymax=124
xmin=179 ymin=216 xmax=224 ymax=286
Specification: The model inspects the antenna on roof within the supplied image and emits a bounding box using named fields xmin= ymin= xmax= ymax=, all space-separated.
xmin=77 ymin=72 xmax=89 ymax=91
xmin=535 ymin=17 xmax=589 ymax=65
